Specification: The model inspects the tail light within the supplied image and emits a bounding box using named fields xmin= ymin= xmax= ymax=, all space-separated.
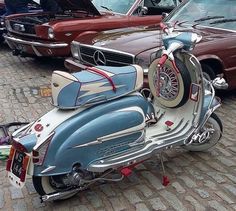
xmin=6 ymin=147 xmax=15 ymax=171
xmin=32 ymin=132 xmax=54 ymax=166
xmin=12 ymin=139 xmax=28 ymax=153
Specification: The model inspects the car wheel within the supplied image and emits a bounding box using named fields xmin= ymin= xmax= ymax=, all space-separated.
xmin=148 ymin=57 xmax=191 ymax=108
xmin=201 ymin=63 xmax=216 ymax=80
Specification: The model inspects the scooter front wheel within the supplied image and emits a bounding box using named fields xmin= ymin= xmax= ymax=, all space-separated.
xmin=32 ymin=176 xmax=77 ymax=201
xmin=184 ymin=113 xmax=222 ymax=152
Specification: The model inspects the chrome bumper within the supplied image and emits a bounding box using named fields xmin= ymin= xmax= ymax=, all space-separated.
xmin=4 ymin=35 xmax=68 ymax=56
xmin=64 ymin=58 xmax=87 ymax=71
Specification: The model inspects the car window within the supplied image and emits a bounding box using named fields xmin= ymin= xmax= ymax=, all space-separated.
xmin=92 ymin=0 xmax=136 ymax=14
xmin=132 ymin=0 xmax=179 ymax=16
xmin=166 ymin=0 xmax=236 ymax=31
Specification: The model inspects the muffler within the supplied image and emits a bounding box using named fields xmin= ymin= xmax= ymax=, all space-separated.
xmin=40 ymin=188 xmax=82 ymax=202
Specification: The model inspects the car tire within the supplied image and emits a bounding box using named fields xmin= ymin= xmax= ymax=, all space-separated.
xmin=201 ymin=63 xmax=216 ymax=80
xmin=148 ymin=57 xmax=191 ymax=108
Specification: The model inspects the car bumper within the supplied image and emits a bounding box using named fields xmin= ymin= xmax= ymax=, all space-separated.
xmin=64 ymin=58 xmax=87 ymax=72
xmin=4 ymin=35 xmax=69 ymax=57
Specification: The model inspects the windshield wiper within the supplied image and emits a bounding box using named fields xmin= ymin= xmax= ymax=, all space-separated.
xmin=194 ymin=16 xmax=224 ymax=22
xmin=210 ymin=18 xmax=236 ymax=24
xmin=100 ymin=6 xmax=113 ymax=11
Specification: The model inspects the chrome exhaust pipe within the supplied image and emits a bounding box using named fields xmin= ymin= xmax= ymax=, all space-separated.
xmin=40 ymin=188 xmax=82 ymax=202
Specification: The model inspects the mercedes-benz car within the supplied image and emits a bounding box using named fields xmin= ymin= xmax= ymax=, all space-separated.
xmin=66 ymin=0 xmax=236 ymax=90
xmin=3 ymin=0 xmax=180 ymax=58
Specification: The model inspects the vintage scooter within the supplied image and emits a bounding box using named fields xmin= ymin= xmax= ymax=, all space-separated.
xmin=6 ymin=23 xmax=227 ymax=202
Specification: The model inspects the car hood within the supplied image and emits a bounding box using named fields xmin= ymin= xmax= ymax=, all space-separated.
xmin=92 ymin=26 xmax=234 ymax=56
xmin=93 ymin=26 xmax=163 ymax=56
xmin=56 ymin=0 xmax=100 ymax=15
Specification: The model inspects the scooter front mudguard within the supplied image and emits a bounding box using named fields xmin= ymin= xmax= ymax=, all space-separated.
xmin=33 ymin=94 xmax=153 ymax=176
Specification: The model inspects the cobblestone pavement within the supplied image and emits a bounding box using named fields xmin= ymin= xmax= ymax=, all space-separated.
xmin=0 ymin=43 xmax=236 ymax=211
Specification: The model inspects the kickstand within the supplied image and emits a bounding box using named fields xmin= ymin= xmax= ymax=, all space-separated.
xmin=160 ymin=152 xmax=170 ymax=186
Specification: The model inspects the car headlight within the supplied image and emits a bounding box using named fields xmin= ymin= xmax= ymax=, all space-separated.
xmin=48 ymin=27 xmax=54 ymax=39
xmin=0 ymin=19 xmax=5 ymax=28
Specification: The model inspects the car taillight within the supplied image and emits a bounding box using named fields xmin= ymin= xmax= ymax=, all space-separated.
xmin=32 ymin=132 xmax=54 ymax=165
xmin=12 ymin=139 xmax=28 ymax=153
xmin=6 ymin=147 xmax=15 ymax=171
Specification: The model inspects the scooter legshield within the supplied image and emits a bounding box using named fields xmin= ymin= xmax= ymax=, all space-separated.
xmin=33 ymin=95 xmax=153 ymax=176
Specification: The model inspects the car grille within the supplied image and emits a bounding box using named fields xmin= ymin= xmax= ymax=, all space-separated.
xmin=9 ymin=20 xmax=36 ymax=35
xmin=79 ymin=44 xmax=135 ymax=66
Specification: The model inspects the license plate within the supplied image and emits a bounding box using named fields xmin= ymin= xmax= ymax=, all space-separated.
xmin=7 ymin=149 xmax=30 ymax=188
xmin=11 ymin=150 xmax=25 ymax=178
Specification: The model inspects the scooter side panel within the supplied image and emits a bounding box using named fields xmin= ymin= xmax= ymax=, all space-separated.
xmin=34 ymin=95 xmax=150 ymax=176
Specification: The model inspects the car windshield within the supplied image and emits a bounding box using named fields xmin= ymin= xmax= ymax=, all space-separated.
xmin=92 ymin=0 xmax=136 ymax=14
xmin=166 ymin=0 xmax=236 ymax=31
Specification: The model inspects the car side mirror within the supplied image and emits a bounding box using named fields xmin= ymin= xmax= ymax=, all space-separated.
xmin=137 ymin=6 xmax=148 ymax=16
xmin=162 ymin=12 xmax=169 ymax=19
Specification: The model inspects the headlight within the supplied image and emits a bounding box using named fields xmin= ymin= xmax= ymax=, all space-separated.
xmin=48 ymin=27 xmax=54 ymax=39
xmin=0 ymin=19 xmax=5 ymax=28
xmin=70 ymin=41 xmax=80 ymax=59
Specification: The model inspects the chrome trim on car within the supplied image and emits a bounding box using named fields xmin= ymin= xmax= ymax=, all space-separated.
xmin=3 ymin=35 xmax=68 ymax=48
xmin=79 ymin=43 xmax=135 ymax=58
xmin=77 ymin=43 xmax=135 ymax=67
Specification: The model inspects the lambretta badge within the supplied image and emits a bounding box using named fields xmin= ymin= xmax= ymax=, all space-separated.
xmin=13 ymin=23 xmax=25 ymax=32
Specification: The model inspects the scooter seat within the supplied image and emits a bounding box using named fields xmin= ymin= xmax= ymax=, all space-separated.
xmin=51 ymin=65 xmax=144 ymax=109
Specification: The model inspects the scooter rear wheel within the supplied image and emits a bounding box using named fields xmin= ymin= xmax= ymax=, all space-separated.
xmin=184 ymin=113 xmax=222 ymax=152
xmin=32 ymin=176 xmax=77 ymax=200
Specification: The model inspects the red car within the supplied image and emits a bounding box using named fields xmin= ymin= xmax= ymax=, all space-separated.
xmin=66 ymin=0 xmax=236 ymax=90
xmin=3 ymin=0 xmax=180 ymax=58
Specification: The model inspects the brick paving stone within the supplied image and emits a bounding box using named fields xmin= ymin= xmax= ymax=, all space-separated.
xmin=214 ymin=191 xmax=235 ymax=204
xmin=177 ymin=175 xmax=197 ymax=188
xmin=12 ymin=200 xmax=28 ymax=211
xmin=73 ymin=205 xmax=90 ymax=211
xmin=206 ymin=172 xmax=226 ymax=183
xmin=141 ymin=171 xmax=164 ymax=191
xmin=194 ymin=189 xmax=210 ymax=199
xmin=85 ymin=191 xmax=104 ymax=209
xmin=123 ymin=190 xmax=142 ymax=204
xmin=99 ymin=184 xmax=116 ymax=197
xmin=224 ymin=174 xmax=236 ymax=183
xmin=109 ymin=197 xmax=128 ymax=211
xmin=159 ymin=190 xmax=186 ymax=211
xmin=135 ymin=203 xmax=150 ymax=211
xmin=0 ymin=189 xmax=5 ymax=209
xmin=203 ymin=180 xmax=218 ymax=190
xmin=185 ymin=195 xmax=206 ymax=211
xmin=171 ymin=182 xmax=186 ymax=194
xmin=9 ymin=187 xmax=24 ymax=200
xmin=208 ymin=200 xmax=228 ymax=211
xmin=149 ymin=197 xmax=167 ymax=210
xmin=136 ymin=184 xmax=153 ymax=198
xmin=223 ymin=184 xmax=236 ymax=197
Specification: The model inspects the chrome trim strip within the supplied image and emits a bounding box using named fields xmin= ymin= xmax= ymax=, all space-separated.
xmin=72 ymin=128 xmax=145 ymax=149
xmin=41 ymin=166 xmax=56 ymax=174
xmin=3 ymin=35 xmax=68 ymax=48
xmin=79 ymin=43 xmax=135 ymax=58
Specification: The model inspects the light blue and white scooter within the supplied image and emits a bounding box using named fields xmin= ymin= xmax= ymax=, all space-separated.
xmin=6 ymin=23 xmax=227 ymax=202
